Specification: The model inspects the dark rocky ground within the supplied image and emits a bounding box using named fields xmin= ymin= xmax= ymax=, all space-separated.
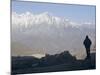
xmin=11 ymin=51 xmax=96 ymax=75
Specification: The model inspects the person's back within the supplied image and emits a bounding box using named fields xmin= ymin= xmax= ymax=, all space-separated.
xmin=83 ymin=35 xmax=92 ymax=59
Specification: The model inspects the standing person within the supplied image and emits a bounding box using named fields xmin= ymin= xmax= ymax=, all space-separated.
xmin=83 ymin=35 xmax=92 ymax=59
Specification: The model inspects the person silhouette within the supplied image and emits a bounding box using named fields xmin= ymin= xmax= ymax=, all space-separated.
xmin=83 ymin=35 xmax=92 ymax=59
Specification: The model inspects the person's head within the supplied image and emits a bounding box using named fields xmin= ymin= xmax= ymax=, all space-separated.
xmin=86 ymin=35 xmax=88 ymax=38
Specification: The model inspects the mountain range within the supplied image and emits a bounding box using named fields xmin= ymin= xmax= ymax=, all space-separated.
xmin=11 ymin=12 xmax=96 ymax=59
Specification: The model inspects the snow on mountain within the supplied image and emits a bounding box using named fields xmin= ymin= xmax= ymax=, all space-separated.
xmin=12 ymin=12 xmax=81 ymax=30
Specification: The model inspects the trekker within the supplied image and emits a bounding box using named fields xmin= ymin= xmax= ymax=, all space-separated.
xmin=83 ymin=35 xmax=92 ymax=59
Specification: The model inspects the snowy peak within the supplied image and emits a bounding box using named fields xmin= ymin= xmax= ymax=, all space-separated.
xmin=12 ymin=11 xmax=94 ymax=31
xmin=12 ymin=12 xmax=79 ymax=29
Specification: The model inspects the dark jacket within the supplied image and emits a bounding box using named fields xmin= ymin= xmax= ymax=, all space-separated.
xmin=83 ymin=37 xmax=92 ymax=48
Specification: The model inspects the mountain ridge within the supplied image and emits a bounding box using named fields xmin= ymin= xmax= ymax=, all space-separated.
xmin=12 ymin=12 xmax=93 ymax=30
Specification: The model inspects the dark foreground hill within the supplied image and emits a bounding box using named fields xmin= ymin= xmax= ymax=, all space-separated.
xmin=11 ymin=51 xmax=96 ymax=75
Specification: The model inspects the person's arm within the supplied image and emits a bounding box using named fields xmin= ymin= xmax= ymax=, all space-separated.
xmin=89 ymin=39 xmax=92 ymax=45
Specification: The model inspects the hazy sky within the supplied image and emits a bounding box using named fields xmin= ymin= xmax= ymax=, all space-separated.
xmin=12 ymin=0 xmax=96 ymax=24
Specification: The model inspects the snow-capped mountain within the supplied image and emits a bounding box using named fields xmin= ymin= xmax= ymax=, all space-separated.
xmin=12 ymin=12 xmax=81 ymax=30
xmin=11 ymin=12 xmax=96 ymax=59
